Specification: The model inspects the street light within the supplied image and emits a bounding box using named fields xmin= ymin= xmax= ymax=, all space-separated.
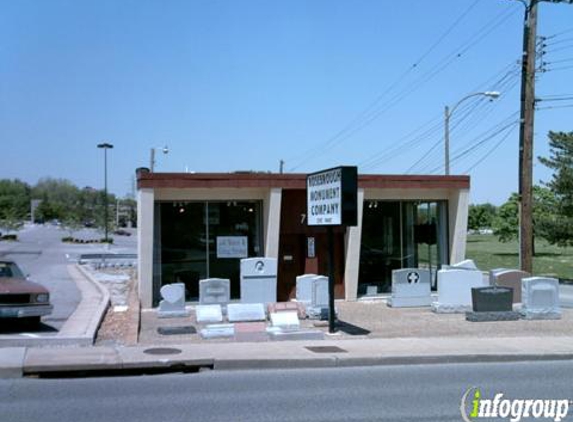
xmin=150 ymin=145 xmax=169 ymax=172
xmin=97 ymin=142 xmax=114 ymax=243
xmin=444 ymin=91 xmax=501 ymax=175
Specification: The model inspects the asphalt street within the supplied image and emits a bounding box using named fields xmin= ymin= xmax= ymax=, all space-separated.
xmin=0 ymin=224 xmax=136 ymax=331
xmin=1 ymin=361 xmax=573 ymax=422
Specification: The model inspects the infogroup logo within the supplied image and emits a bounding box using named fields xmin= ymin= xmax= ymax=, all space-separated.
xmin=460 ymin=387 xmax=571 ymax=422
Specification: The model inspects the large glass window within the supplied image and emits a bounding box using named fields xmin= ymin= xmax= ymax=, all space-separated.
xmin=153 ymin=201 xmax=262 ymax=304
xmin=358 ymin=200 xmax=449 ymax=296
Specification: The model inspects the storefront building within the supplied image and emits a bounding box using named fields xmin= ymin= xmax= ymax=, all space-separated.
xmin=137 ymin=170 xmax=470 ymax=308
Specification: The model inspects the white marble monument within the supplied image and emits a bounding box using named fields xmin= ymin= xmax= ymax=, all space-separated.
xmin=387 ymin=268 xmax=432 ymax=308
xmin=431 ymin=269 xmax=488 ymax=313
xmin=199 ymin=278 xmax=230 ymax=306
xmin=521 ymin=277 xmax=561 ymax=320
xmin=240 ymin=258 xmax=277 ymax=304
xmin=158 ymin=283 xmax=189 ymax=318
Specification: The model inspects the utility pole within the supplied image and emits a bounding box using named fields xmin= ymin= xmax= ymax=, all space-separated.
xmin=518 ymin=0 xmax=538 ymax=274
xmin=279 ymin=159 xmax=284 ymax=174
xmin=516 ymin=0 xmax=572 ymax=274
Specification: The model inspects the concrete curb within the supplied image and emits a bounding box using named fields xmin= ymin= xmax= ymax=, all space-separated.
xmin=0 ymin=265 xmax=110 ymax=348
xmin=6 ymin=339 xmax=573 ymax=378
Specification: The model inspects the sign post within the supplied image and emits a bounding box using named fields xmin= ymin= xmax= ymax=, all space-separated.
xmin=306 ymin=166 xmax=357 ymax=333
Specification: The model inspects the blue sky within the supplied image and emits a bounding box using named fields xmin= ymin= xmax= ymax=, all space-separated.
xmin=1 ymin=0 xmax=572 ymax=204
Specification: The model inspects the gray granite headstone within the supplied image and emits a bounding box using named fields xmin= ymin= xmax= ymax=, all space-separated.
xmin=307 ymin=276 xmax=330 ymax=318
xmin=227 ymin=303 xmax=266 ymax=322
xmin=158 ymin=283 xmax=189 ymax=318
xmin=195 ymin=304 xmax=223 ymax=323
xmin=199 ymin=278 xmax=230 ymax=306
xmin=387 ymin=268 xmax=431 ymax=308
xmin=295 ymin=274 xmax=317 ymax=304
xmin=521 ymin=277 xmax=561 ymax=320
xmin=267 ymin=328 xmax=325 ymax=341
xmin=240 ymin=258 xmax=278 ymax=304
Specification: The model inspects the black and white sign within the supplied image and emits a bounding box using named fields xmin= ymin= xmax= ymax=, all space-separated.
xmin=306 ymin=166 xmax=358 ymax=227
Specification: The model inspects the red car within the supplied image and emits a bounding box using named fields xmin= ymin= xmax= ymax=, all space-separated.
xmin=0 ymin=260 xmax=53 ymax=324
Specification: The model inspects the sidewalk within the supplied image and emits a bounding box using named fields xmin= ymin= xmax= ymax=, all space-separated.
xmin=4 ymin=334 xmax=573 ymax=379
xmin=2 ymin=298 xmax=573 ymax=378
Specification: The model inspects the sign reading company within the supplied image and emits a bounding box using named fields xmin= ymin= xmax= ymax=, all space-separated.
xmin=306 ymin=166 xmax=358 ymax=227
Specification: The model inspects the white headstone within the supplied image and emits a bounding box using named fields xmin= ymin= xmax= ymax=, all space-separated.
xmin=451 ymin=259 xmax=479 ymax=271
xmin=307 ymin=276 xmax=330 ymax=318
xmin=158 ymin=283 xmax=189 ymax=318
xmin=195 ymin=304 xmax=223 ymax=323
xmin=270 ymin=311 xmax=300 ymax=329
xmin=240 ymin=258 xmax=278 ymax=304
xmin=227 ymin=303 xmax=266 ymax=322
xmin=199 ymin=278 xmax=231 ymax=305
xmin=387 ymin=268 xmax=431 ymax=308
xmin=521 ymin=277 xmax=561 ymax=320
xmin=200 ymin=324 xmax=235 ymax=339
xmin=296 ymin=274 xmax=317 ymax=304
xmin=431 ymin=269 xmax=487 ymax=313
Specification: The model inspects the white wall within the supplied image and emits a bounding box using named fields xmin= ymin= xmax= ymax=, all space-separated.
xmin=343 ymin=188 xmax=365 ymax=301
xmin=137 ymin=188 xmax=155 ymax=308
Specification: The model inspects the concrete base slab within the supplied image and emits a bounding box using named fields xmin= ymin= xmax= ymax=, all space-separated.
xmin=267 ymin=329 xmax=325 ymax=341
xmin=0 ymin=347 xmax=26 ymax=378
xmin=520 ymin=310 xmax=562 ymax=320
xmin=465 ymin=311 xmax=521 ymax=322
xmin=431 ymin=303 xmax=472 ymax=314
xmin=387 ymin=297 xmax=432 ymax=308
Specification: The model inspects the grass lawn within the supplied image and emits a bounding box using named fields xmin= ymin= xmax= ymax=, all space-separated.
xmin=466 ymin=234 xmax=573 ymax=280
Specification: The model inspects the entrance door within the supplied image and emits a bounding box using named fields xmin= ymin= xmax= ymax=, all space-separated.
xmin=277 ymin=190 xmax=346 ymax=301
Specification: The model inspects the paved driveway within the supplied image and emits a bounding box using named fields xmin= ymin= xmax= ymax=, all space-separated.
xmin=0 ymin=224 xmax=136 ymax=332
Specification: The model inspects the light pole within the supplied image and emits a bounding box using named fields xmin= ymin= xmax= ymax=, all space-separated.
xmin=150 ymin=145 xmax=169 ymax=172
xmin=97 ymin=142 xmax=114 ymax=242
xmin=444 ymin=91 xmax=500 ymax=175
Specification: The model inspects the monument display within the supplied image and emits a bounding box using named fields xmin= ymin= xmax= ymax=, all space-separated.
xmin=240 ymin=258 xmax=277 ymax=304
xmin=387 ymin=268 xmax=432 ymax=308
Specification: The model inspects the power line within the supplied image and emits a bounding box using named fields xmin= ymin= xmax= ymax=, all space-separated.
xmin=287 ymin=3 xmax=518 ymax=171
xmin=464 ymin=124 xmax=518 ymax=173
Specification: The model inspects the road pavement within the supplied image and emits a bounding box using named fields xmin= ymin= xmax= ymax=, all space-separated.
xmin=0 ymin=224 xmax=136 ymax=332
xmin=2 ymin=360 xmax=573 ymax=421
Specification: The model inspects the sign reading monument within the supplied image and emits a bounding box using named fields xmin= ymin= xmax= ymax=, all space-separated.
xmin=306 ymin=166 xmax=357 ymax=227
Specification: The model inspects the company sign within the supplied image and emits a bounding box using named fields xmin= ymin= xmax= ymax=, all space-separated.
xmin=306 ymin=166 xmax=358 ymax=227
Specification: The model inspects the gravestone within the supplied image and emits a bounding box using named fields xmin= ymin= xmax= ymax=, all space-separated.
xmin=267 ymin=328 xmax=325 ymax=341
xmin=295 ymin=274 xmax=317 ymax=304
xmin=227 ymin=303 xmax=266 ymax=322
xmin=240 ymin=258 xmax=278 ymax=304
xmin=195 ymin=304 xmax=223 ymax=323
xmin=200 ymin=324 xmax=235 ymax=339
xmin=268 ymin=302 xmax=306 ymax=319
xmin=490 ymin=269 xmax=530 ymax=303
xmin=307 ymin=276 xmax=330 ymax=319
xmin=465 ymin=286 xmax=520 ymax=322
xmin=270 ymin=311 xmax=300 ymax=329
xmin=431 ymin=269 xmax=487 ymax=313
xmin=521 ymin=277 xmax=561 ymax=320
xmin=387 ymin=268 xmax=431 ymax=308
xmin=199 ymin=278 xmax=231 ymax=306
xmin=158 ymin=283 xmax=189 ymax=318
xmin=451 ymin=259 xmax=479 ymax=270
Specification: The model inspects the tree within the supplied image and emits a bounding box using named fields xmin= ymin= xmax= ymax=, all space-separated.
xmin=492 ymin=186 xmax=557 ymax=244
xmin=0 ymin=179 xmax=31 ymax=220
xmin=468 ymin=203 xmax=497 ymax=232
xmin=537 ymin=131 xmax=573 ymax=246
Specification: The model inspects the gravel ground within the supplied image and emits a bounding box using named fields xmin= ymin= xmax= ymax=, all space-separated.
xmin=134 ymin=299 xmax=573 ymax=345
